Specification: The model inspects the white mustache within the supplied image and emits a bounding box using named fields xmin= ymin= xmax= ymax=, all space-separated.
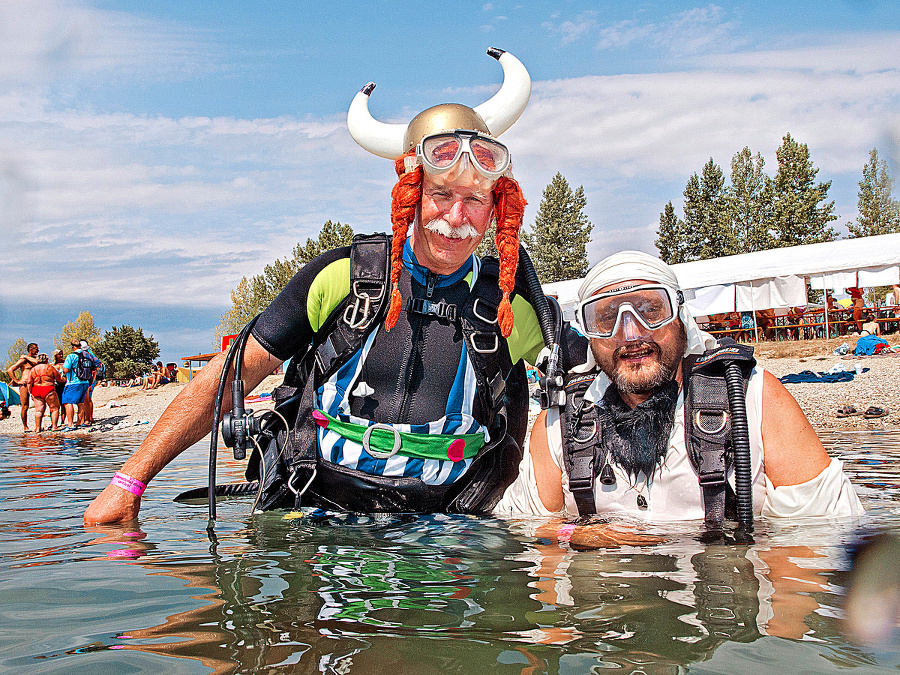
xmin=424 ymin=218 xmax=480 ymax=240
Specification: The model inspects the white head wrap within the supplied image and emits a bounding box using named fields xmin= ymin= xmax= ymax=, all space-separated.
xmin=578 ymin=250 xmax=717 ymax=357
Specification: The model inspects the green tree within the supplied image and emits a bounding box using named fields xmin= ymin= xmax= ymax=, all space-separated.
xmin=848 ymin=148 xmax=900 ymax=238
xmin=684 ymin=158 xmax=737 ymax=260
xmin=93 ymin=326 xmax=160 ymax=380
xmin=770 ymin=133 xmax=836 ymax=247
xmin=522 ymin=172 xmax=593 ymax=283
xmin=214 ymin=220 xmax=355 ymax=347
xmin=726 ymin=147 xmax=773 ymax=253
xmin=2 ymin=338 xmax=27 ymax=385
xmin=475 ymin=221 xmax=498 ymax=258
xmin=292 ymin=220 xmax=355 ymax=266
xmin=655 ymin=201 xmax=691 ymax=264
xmin=54 ymin=311 xmax=101 ymax=355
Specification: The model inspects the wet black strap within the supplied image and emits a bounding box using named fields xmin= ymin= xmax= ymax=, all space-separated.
xmin=460 ymin=257 xmax=514 ymax=424
xmin=684 ymin=338 xmax=755 ymax=529
xmin=560 ymin=372 xmax=601 ymax=516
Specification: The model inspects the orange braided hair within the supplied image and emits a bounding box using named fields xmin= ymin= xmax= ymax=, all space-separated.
xmin=385 ymin=151 xmax=422 ymax=331
xmin=492 ymin=175 xmax=526 ymax=338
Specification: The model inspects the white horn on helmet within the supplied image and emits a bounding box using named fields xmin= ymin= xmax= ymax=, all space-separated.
xmin=347 ymin=82 xmax=408 ymax=160
xmin=475 ymin=48 xmax=531 ymax=137
xmin=347 ymin=48 xmax=531 ymax=160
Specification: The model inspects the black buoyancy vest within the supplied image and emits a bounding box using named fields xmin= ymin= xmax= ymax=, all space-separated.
xmin=561 ymin=338 xmax=756 ymax=520
xmin=246 ymin=233 xmax=528 ymax=514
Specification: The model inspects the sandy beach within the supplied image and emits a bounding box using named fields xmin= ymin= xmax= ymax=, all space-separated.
xmin=1 ymin=337 xmax=898 ymax=436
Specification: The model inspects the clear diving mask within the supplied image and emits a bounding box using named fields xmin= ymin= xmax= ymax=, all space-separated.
xmin=416 ymin=129 xmax=511 ymax=179
xmin=578 ymin=284 xmax=684 ymax=339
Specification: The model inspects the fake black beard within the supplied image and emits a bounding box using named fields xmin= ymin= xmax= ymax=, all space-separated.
xmin=598 ymin=378 xmax=680 ymax=482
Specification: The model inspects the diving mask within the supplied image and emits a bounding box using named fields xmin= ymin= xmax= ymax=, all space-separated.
xmin=416 ymin=130 xmax=510 ymax=179
xmin=578 ymin=284 xmax=684 ymax=339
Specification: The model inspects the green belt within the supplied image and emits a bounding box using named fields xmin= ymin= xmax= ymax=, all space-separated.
xmin=314 ymin=410 xmax=484 ymax=462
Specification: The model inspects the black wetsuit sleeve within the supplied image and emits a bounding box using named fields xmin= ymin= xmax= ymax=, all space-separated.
xmin=251 ymin=246 xmax=352 ymax=361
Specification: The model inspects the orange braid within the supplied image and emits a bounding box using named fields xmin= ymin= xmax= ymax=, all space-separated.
xmin=492 ymin=176 xmax=526 ymax=338
xmin=385 ymin=152 xmax=422 ymax=331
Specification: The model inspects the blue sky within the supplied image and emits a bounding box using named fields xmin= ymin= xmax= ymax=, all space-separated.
xmin=2 ymin=0 xmax=899 ymax=364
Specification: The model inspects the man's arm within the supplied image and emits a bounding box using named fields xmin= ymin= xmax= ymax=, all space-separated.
xmin=7 ymin=357 xmax=26 ymax=384
xmin=528 ymin=410 xmax=565 ymax=512
xmin=760 ymin=370 xmax=830 ymax=486
xmin=83 ymin=335 xmax=283 ymax=525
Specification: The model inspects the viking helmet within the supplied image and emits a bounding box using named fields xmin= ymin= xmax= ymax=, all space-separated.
xmin=347 ymin=48 xmax=531 ymax=159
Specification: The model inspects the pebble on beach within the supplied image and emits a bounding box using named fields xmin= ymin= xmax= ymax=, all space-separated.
xmin=1 ymin=348 xmax=897 ymax=434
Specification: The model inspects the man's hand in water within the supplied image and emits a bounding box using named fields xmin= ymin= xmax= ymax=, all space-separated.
xmin=84 ymin=484 xmax=141 ymax=525
xmin=567 ymin=523 xmax=666 ymax=550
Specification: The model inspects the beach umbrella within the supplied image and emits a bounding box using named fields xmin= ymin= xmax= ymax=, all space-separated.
xmin=837 ymin=298 xmax=853 ymax=308
xmin=0 ymin=382 xmax=21 ymax=406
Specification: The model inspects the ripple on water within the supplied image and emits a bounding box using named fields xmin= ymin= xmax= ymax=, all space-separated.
xmin=0 ymin=432 xmax=899 ymax=673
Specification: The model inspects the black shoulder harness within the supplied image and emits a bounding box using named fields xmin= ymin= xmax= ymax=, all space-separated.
xmin=560 ymin=338 xmax=755 ymax=521
xmin=682 ymin=338 xmax=755 ymax=528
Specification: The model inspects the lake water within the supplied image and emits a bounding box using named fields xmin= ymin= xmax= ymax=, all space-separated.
xmin=1 ymin=430 xmax=899 ymax=674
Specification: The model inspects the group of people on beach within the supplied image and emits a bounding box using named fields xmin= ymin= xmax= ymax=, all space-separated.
xmin=83 ymin=49 xmax=865 ymax=540
xmin=5 ymin=340 xmax=102 ymax=432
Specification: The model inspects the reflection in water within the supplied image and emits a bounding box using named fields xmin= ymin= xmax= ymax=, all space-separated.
xmin=1 ymin=432 xmax=900 ymax=673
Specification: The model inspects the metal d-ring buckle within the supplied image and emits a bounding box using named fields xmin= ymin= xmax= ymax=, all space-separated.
xmin=343 ymin=294 xmax=371 ymax=328
xmin=573 ymin=420 xmax=597 ymax=443
xmin=470 ymin=332 xmax=498 ymax=354
xmin=288 ymin=467 xmax=317 ymax=497
xmin=472 ymin=298 xmax=499 ymax=324
xmin=343 ymin=281 xmax=385 ymax=329
xmin=694 ymin=410 xmax=728 ymax=435
xmin=362 ymin=423 xmax=401 ymax=459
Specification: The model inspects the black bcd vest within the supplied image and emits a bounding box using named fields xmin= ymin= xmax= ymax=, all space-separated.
xmin=245 ymin=233 xmax=529 ymax=515
xmin=561 ymin=338 xmax=755 ymax=523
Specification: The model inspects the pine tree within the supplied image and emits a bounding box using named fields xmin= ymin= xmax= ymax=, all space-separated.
xmin=682 ymin=159 xmax=737 ymax=260
xmin=93 ymin=326 xmax=160 ymax=380
xmin=726 ymin=147 xmax=773 ymax=253
xmin=770 ymin=133 xmax=836 ymax=247
xmin=522 ymin=173 xmax=593 ymax=283
xmin=214 ymin=221 xmax=355 ymax=347
xmin=54 ymin=311 xmax=101 ymax=355
xmin=848 ymin=148 xmax=900 ymax=238
xmin=655 ymin=202 xmax=691 ymax=264
xmin=475 ymin=221 xmax=497 ymax=258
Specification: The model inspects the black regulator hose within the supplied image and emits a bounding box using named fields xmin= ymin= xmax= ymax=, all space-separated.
xmin=518 ymin=245 xmax=557 ymax=349
xmin=207 ymin=315 xmax=259 ymax=529
xmin=724 ymin=362 xmax=753 ymax=530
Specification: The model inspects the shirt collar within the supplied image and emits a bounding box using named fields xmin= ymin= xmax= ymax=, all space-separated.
xmin=402 ymin=237 xmax=473 ymax=288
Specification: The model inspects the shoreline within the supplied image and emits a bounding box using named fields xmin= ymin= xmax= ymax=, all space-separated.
xmin=1 ymin=339 xmax=898 ymax=436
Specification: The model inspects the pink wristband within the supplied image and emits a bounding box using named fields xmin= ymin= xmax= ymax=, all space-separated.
xmin=557 ymin=524 xmax=577 ymax=542
xmin=112 ymin=472 xmax=146 ymax=497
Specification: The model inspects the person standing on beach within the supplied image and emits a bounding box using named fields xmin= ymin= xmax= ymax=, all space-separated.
xmin=496 ymin=251 xmax=863 ymax=532
xmin=84 ymin=48 xmax=587 ymax=525
xmin=61 ymin=341 xmax=91 ymax=430
xmin=6 ymin=342 xmax=39 ymax=432
xmin=846 ymin=286 xmax=864 ymax=333
xmin=26 ymin=353 xmax=64 ymax=432
xmin=79 ymin=340 xmax=102 ymax=426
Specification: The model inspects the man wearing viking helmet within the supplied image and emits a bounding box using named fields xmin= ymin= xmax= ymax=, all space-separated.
xmin=85 ymin=48 xmax=586 ymax=524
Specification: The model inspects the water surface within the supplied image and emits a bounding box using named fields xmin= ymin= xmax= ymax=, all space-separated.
xmin=1 ymin=430 xmax=898 ymax=674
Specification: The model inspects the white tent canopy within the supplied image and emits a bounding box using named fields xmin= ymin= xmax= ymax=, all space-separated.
xmin=543 ymin=233 xmax=900 ymax=318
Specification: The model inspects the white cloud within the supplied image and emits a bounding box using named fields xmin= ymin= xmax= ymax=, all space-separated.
xmin=1 ymin=11 xmax=897 ymax=313
xmin=546 ymin=4 xmax=737 ymax=55
xmin=0 ymin=0 xmax=213 ymax=85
